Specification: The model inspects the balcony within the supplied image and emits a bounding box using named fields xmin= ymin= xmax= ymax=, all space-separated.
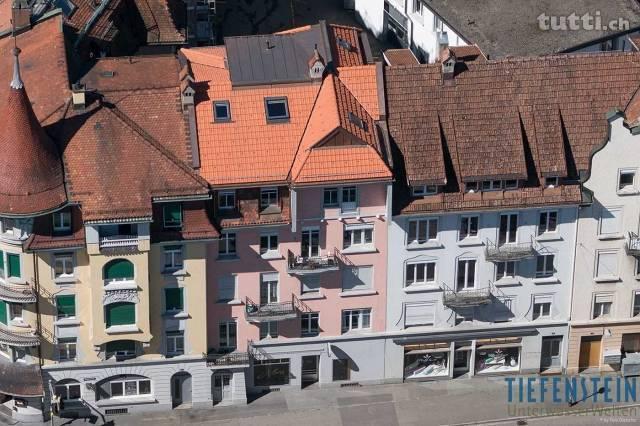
xmin=245 ymin=295 xmax=304 ymax=322
xmin=99 ymin=235 xmax=139 ymax=249
xmin=205 ymin=351 xmax=250 ymax=368
xmin=627 ymin=232 xmax=640 ymax=256
xmin=485 ymin=238 xmax=536 ymax=262
xmin=0 ymin=323 xmax=40 ymax=347
xmin=287 ymin=250 xmax=339 ymax=275
xmin=442 ymin=284 xmax=493 ymax=309
xmin=0 ymin=280 xmax=36 ymax=304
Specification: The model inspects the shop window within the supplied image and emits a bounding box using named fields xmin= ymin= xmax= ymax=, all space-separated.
xmin=108 ymin=377 xmax=151 ymax=398
xmin=54 ymin=380 xmax=81 ymax=401
xmin=253 ymin=358 xmax=290 ymax=386
xmin=332 ymin=359 xmax=350 ymax=381
xmin=475 ymin=344 xmax=520 ymax=374
xmin=404 ymin=345 xmax=449 ymax=379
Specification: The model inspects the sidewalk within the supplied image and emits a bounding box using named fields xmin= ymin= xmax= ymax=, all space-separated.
xmin=37 ymin=375 xmax=640 ymax=426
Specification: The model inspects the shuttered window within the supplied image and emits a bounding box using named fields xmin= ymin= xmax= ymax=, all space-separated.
xmin=7 ymin=253 xmax=20 ymax=278
xmin=106 ymin=303 xmax=135 ymax=327
xmin=0 ymin=300 xmax=7 ymax=325
xmin=404 ymin=302 xmax=435 ymax=327
xmin=218 ymin=275 xmax=236 ymax=302
xmin=106 ymin=340 xmax=135 ymax=354
xmin=0 ymin=250 xmax=4 ymax=276
xmin=342 ymin=266 xmax=373 ymax=291
xmin=56 ymin=295 xmax=76 ymax=318
xmin=164 ymin=288 xmax=184 ymax=312
xmin=103 ymin=259 xmax=134 ymax=281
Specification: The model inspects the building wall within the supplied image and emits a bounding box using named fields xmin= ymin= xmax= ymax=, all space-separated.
xmin=354 ymin=0 xmax=386 ymax=37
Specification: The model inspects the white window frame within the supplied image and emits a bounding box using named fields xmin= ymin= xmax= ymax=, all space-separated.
xmin=482 ymin=180 xmax=504 ymax=191
xmin=56 ymin=338 xmax=77 ymax=362
xmin=405 ymin=261 xmax=436 ymax=287
xmin=495 ymin=261 xmax=517 ymax=280
xmin=260 ymin=187 xmax=278 ymax=209
xmin=498 ymin=213 xmax=518 ymax=244
xmin=53 ymin=253 xmax=75 ymax=279
xmin=260 ymin=273 xmax=279 ymax=304
xmin=340 ymin=186 xmax=358 ymax=211
xmin=618 ymin=168 xmax=637 ymax=193
xmin=259 ymin=321 xmax=278 ymax=339
xmin=166 ymin=331 xmax=185 ymax=356
xmin=219 ymin=232 xmax=236 ymax=257
xmin=341 ymin=308 xmax=371 ymax=333
xmin=219 ymin=320 xmax=237 ymax=348
xmin=545 ymin=176 xmax=559 ymax=188
xmin=407 ymin=218 xmax=438 ymax=245
xmin=53 ymin=211 xmax=72 ymax=233
xmin=163 ymin=245 xmax=183 ymax=272
xmin=536 ymin=254 xmax=555 ymax=279
xmin=218 ymin=190 xmax=236 ymax=210
xmin=538 ymin=210 xmax=558 ymax=235
xmin=301 ymin=312 xmax=319 ymax=337
xmin=9 ymin=303 xmax=22 ymax=322
xmin=343 ymin=223 xmax=374 ymax=249
xmin=54 ymin=381 xmax=81 ymax=401
xmin=459 ymin=215 xmax=479 ymax=240
xmin=259 ymin=233 xmax=279 ymax=255
xmin=456 ymin=258 xmax=477 ymax=290
xmin=109 ymin=378 xmax=152 ymax=399
xmin=532 ymin=295 xmax=552 ymax=320
xmin=323 ymin=188 xmax=339 ymax=207
xmin=592 ymin=294 xmax=614 ymax=319
xmin=412 ymin=185 xmax=437 ymax=197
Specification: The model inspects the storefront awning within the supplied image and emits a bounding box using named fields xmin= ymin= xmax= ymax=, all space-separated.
xmin=0 ymin=325 xmax=40 ymax=347
xmin=393 ymin=328 xmax=537 ymax=345
xmin=0 ymin=363 xmax=43 ymax=397
xmin=476 ymin=343 xmax=521 ymax=350
xmin=406 ymin=348 xmax=449 ymax=355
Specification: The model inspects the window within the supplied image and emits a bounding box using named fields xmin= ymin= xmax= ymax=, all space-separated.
xmin=166 ymin=331 xmax=184 ymax=356
xmin=404 ymin=302 xmax=435 ymax=327
xmin=301 ymin=312 xmax=319 ymax=337
xmin=341 ymin=187 xmax=358 ymax=211
xmin=259 ymin=234 xmax=278 ymax=255
xmin=57 ymin=338 xmax=77 ymax=362
xmin=593 ymin=294 xmax=613 ymax=319
xmin=408 ymin=218 xmax=438 ymax=244
xmin=433 ymin=14 xmax=443 ymax=31
xmin=54 ymin=380 xmax=81 ymax=400
xmin=213 ymin=100 xmax=231 ymax=122
xmin=218 ymin=275 xmax=236 ymax=302
xmin=106 ymin=341 xmax=136 ymax=359
xmin=343 ymin=224 xmax=373 ymax=249
xmin=53 ymin=210 xmax=71 ymax=233
xmin=536 ymin=255 xmax=555 ymax=278
xmin=413 ymin=0 xmax=424 ymax=15
xmin=7 ymin=253 xmax=20 ymax=278
xmin=533 ymin=295 xmax=552 ymax=320
xmin=163 ymin=203 xmax=182 ymax=229
xmin=110 ymin=377 xmax=151 ymax=398
xmin=333 ymin=359 xmax=350 ymax=381
xmin=595 ymin=251 xmax=619 ymax=280
xmin=618 ymin=169 xmax=636 ymax=192
xmin=163 ymin=245 xmax=183 ymax=272
xmin=103 ymin=259 xmax=134 ymax=282
xmin=538 ymin=211 xmax=558 ymax=235
xmin=0 ymin=250 xmax=3 ymax=277
xmin=56 ymin=295 xmax=76 ymax=319
xmin=259 ymin=321 xmax=278 ymax=339
xmin=498 ymin=214 xmax=518 ymax=244
xmin=219 ymin=232 xmax=236 ymax=257
xmin=301 ymin=276 xmax=320 ymax=294
xmin=504 ymin=180 xmax=518 ymax=189
xmin=265 ymin=97 xmax=289 ymax=121
xmin=253 ymin=358 xmax=290 ymax=386
xmin=482 ymin=180 xmax=503 ymax=191
xmin=496 ymin=261 xmax=516 ymax=280
xmin=456 ymin=259 xmax=476 ymax=290
xmin=260 ymin=188 xmax=278 ymax=209
xmin=495 ymin=297 xmax=515 ymax=322
xmin=405 ymin=262 xmax=436 ymax=287
xmin=54 ymin=253 xmax=74 ymax=279
xmin=342 ymin=266 xmax=373 ymax=292
xmin=633 ymin=292 xmax=640 ymax=317
xmin=545 ymin=177 xmax=559 ymax=188
xmin=323 ymin=188 xmax=339 ymax=207
xmin=260 ymin=273 xmax=279 ymax=304
xmin=348 ymin=112 xmax=366 ymax=130
xmin=0 ymin=301 xmax=7 ymax=325
xmin=219 ymin=321 xmax=237 ymax=349
xmin=164 ymin=288 xmax=184 ymax=312
xmin=105 ymin=302 xmax=135 ymax=327
xmin=341 ymin=308 xmax=371 ymax=332
xmin=301 ymin=229 xmax=320 ymax=258
xmin=412 ymin=185 xmax=437 ymax=196
xmin=465 ymin=182 xmax=478 ymax=193
xmin=9 ymin=303 xmax=22 ymax=322
xmin=459 ymin=216 xmax=479 ymax=240
xmin=218 ymin=191 xmax=236 ymax=210
xmin=599 ymin=207 xmax=622 ymax=236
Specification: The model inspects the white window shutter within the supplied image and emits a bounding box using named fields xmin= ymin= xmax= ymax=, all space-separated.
xmin=405 ymin=302 xmax=435 ymax=326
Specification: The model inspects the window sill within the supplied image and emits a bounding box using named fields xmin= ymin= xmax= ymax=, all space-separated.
xmin=406 ymin=241 xmax=443 ymax=251
xmin=9 ymin=319 xmax=29 ymax=328
xmin=6 ymin=277 xmax=27 ymax=285
xmin=536 ymin=233 xmax=563 ymax=242
xmin=457 ymin=238 xmax=483 ymax=247
xmin=96 ymin=396 xmax=157 ymax=407
xmin=54 ymin=276 xmax=78 ymax=285
xmin=217 ymin=299 xmax=243 ymax=305
xmin=617 ymin=188 xmax=639 ymax=196
xmin=597 ymin=233 xmax=624 ymax=241
xmin=54 ymin=318 xmax=81 ymax=327
xmin=105 ymin=325 xmax=140 ymax=334
xmin=301 ymin=333 xmax=320 ymax=338
xmin=162 ymin=269 xmax=188 ymax=277
xmin=341 ymin=329 xmax=372 ymax=336
xmin=104 ymin=281 xmax=138 ymax=291
xmin=260 ymin=251 xmax=283 ymax=260
xmin=299 ymin=292 xmax=325 ymax=300
xmin=532 ymin=277 xmax=560 ymax=285
xmin=403 ymin=285 xmax=441 ymax=293
xmin=217 ymin=255 xmax=239 ymax=262
xmin=341 ymin=246 xmax=377 ymax=255
xmin=163 ymin=311 xmax=189 ymax=319
xmin=494 ymin=278 xmax=522 ymax=287
xmin=594 ymin=276 xmax=621 ymax=283
xmin=339 ymin=289 xmax=377 ymax=297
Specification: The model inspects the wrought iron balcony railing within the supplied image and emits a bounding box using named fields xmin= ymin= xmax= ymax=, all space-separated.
xmin=245 ymin=295 xmax=301 ymax=322
xmin=485 ymin=237 xmax=536 ymax=262
xmin=627 ymin=232 xmax=640 ymax=256
xmin=287 ymin=249 xmax=339 ymax=275
xmin=205 ymin=351 xmax=251 ymax=367
xmin=0 ymin=280 xmax=36 ymax=304
xmin=442 ymin=283 xmax=493 ymax=309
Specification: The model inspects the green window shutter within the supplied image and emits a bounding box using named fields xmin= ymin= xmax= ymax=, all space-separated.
xmin=103 ymin=259 xmax=134 ymax=280
xmin=106 ymin=340 xmax=135 ymax=353
xmin=7 ymin=254 xmax=20 ymax=278
xmin=163 ymin=203 xmax=182 ymax=227
xmin=56 ymin=295 xmax=76 ymax=317
xmin=106 ymin=303 xmax=135 ymax=327
xmin=0 ymin=250 xmax=4 ymax=276
xmin=165 ymin=288 xmax=183 ymax=311
xmin=0 ymin=301 xmax=6 ymax=325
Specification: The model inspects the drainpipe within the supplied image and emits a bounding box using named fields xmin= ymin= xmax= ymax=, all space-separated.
xmin=565 ymin=205 xmax=580 ymax=373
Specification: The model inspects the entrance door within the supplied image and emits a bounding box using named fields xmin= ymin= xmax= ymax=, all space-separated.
xmin=453 ymin=349 xmax=470 ymax=377
xmin=213 ymin=372 xmax=232 ymax=404
xmin=301 ymin=355 xmax=320 ymax=388
xmin=541 ymin=337 xmax=563 ymax=370
xmin=579 ymin=336 xmax=602 ymax=370
xmin=171 ymin=372 xmax=192 ymax=408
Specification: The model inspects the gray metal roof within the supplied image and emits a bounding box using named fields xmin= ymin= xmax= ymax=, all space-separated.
xmin=224 ymin=22 xmax=332 ymax=86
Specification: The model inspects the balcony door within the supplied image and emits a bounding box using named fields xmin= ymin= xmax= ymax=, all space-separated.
xmin=498 ymin=214 xmax=518 ymax=245
xmin=301 ymin=229 xmax=320 ymax=258
xmin=260 ymin=273 xmax=278 ymax=305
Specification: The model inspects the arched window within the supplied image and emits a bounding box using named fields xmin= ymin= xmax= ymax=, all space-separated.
xmin=103 ymin=259 xmax=134 ymax=282
xmin=54 ymin=379 xmax=81 ymax=401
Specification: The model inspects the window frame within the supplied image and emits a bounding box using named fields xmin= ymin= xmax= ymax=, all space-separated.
xmin=56 ymin=338 xmax=77 ymax=362
xmin=456 ymin=258 xmax=477 ymax=290
xmin=259 ymin=321 xmax=279 ymax=339
xmin=301 ymin=312 xmax=319 ymax=337
xmin=405 ymin=261 xmax=436 ymax=287
xmin=260 ymin=187 xmax=278 ymax=210
xmin=532 ymin=296 xmax=552 ymax=320
xmin=53 ymin=210 xmax=72 ymax=233
xmin=166 ymin=331 xmax=185 ymax=356
xmin=259 ymin=233 xmax=279 ymax=255
xmin=412 ymin=185 xmax=438 ymax=197
xmin=264 ymin=97 xmax=290 ymax=122
xmin=163 ymin=245 xmax=184 ymax=272
xmin=219 ymin=320 xmax=237 ymax=349
xmin=218 ymin=190 xmax=236 ymax=210
xmin=632 ymin=291 xmax=640 ymax=317
xmin=407 ymin=218 xmax=438 ymax=245
xmin=109 ymin=378 xmax=152 ymax=399
xmin=56 ymin=294 xmax=76 ymax=319
xmin=592 ymin=294 xmax=614 ymax=319
xmin=498 ymin=213 xmax=518 ymax=245
xmin=53 ymin=252 xmax=75 ymax=279
xmin=213 ymin=100 xmax=231 ymax=122
xmin=164 ymin=287 xmax=184 ymax=313
xmin=343 ymin=224 xmax=374 ymax=249
xmin=323 ymin=188 xmax=339 ymax=207
xmin=538 ymin=210 xmax=558 ymax=235
xmin=54 ymin=380 xmax=81 ymax=400
xmin=341 ymin=308 xmax=372 ymax=333
xmin=219 ymin=232 xmax=237 ymax=257
xmin=495 ymin=261 xmax=517 ymax=281
xmin=162 ymin=203 xmax=183 ymax=229
xmin=618 ymin=168 xmax=637 ymax=193
xmin=535 ymin=254 xmax=555 ymax=279
xmin=594 ymin=250 xmax=619 ymax=281
xmin=217 ymin=275 xmax=237 ymax=302
xmin=459 ymin=215 xmax=479 ymax=240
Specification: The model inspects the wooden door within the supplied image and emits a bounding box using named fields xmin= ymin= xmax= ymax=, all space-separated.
xmin=579 ymin=337 xmax=602 ymax=369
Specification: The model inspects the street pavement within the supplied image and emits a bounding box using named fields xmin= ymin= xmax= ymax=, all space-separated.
xmin=39 ymin=376 xmax=640 ymax=426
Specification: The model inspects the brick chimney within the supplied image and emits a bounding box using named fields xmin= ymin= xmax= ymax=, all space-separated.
xmin=440 ymin=47 xmax=457 ymax=81
xmin=11 ymin=0 xmax=32 ymax=32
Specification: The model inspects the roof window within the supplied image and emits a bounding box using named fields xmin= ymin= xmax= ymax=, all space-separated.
xmin=213 ymin=100 xmax=231 ymax=122
xmin=348 ymin=112 xmax=367 ymax=130
xmin=265 ymin=97 xmax=289 ymax=122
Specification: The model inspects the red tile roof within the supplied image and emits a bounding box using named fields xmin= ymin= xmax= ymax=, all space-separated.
xmin=0 ymin=0 xmax=11 ymax=35
xmin=151 ymin=200 xmax=219 ymax=242
xmin=134 ymin=0 xmax=186 ymax=45
xmin=383 ymin=49 xmax=419 ymax=66
xmin=25 ymin=206 xmax=86 ymax=251
xmin=66 ymin=0 xmax=124 ymax=43
xmin=328 ymin=24 xmax=366 ymax=68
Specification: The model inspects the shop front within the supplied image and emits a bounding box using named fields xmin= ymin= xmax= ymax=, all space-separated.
xmin=474 ymin=338 xmax=521 ymax=375
xmin=403 ymin=343 xmax=450 ymax=380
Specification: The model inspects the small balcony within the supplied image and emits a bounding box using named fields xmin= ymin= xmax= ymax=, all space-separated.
xmin=245 ymin=295 xmax=302 ymax=322
xmin=627 ymin=232 xmax=640 ymax=256
xmin=99 ymin=235 xmax=139 ymax=249
xmin=0 ymin=323 xmax=40 ymax=347
xmin=485 ymin=238 xmax=536 ymax=262
xmin=205 ymin=351 xmax=251 ymax=368
xmin=287 ymin=250 xmax=339 ymax=275
xmin=442 ymin=284 xmax=493 ymax=309
xmin=0 ymin=280 xmax=36 ymax=304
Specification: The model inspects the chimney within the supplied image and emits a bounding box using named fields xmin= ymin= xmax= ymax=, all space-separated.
xmin=440 ymin=47 xmax=457 ymax=81
xmin=308 ymin=44 xmax=325 ymax=80
xmin=72 ymin=83 xmax=86 ymax=110
xmin=180 ymin=79 xmax=195 ymax=111
xmin=11 ymin=0 xmax=32 ymax=32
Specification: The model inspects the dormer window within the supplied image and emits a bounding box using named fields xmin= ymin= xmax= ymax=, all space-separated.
xmin=412 ymin=185 xmax=438 ymax=197
xmin=265 ymin=97 xmax=289 ymax=122
xmin=53 ymin=210 xmax=72 ymax=234
xmin=482 ymin=180 xmax=503 ymax=191
xmin=218 ymin=191 xmax=236 ymax=210
xmin=260 ymin=188 xmax=278 ymax=210
xmin=213 ymin=100 xmax=231 ymax=122
xmin=337 ymin=38 xmax=353 ymax=51
xmin=545 ymin=177 xmax=559 ymax=188
xmin=465 ymin=182 xmax=478 ymax=193
xmin=163 ymin=203 xmax=183 ymax=229
xmin=504 ymin=180 xmax=518 ymax=189
xmin=348 ymin=112 xmax=367 ymax=130
xmin=618 ymin=169 xmax=636 ymax=193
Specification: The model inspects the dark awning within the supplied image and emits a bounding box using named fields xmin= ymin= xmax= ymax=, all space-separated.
xmin=392 ymin=328 xmax=538 ymax=345
xmin=0 ymin=363 xmax=43 ymax=397
xmin=0 ymin=325 xmax=40 ymax=347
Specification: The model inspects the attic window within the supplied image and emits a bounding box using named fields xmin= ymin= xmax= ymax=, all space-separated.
xmin=337 ymin=38 xmax=353 ymax=51
xmin=504 ymin=180 xmax=518 ymax=189
xmin=348 ymin=112 xmax=367 ymax=130
xmin=465 ymin=182 xmax=478 ymax=193
xmin=412 ymin=185 xmax=438 ymax=196
xmin=213 ymin=100 xmax=231 ymax=122
xmin=545 ymin=177 xmax=559 ymax=188
xmin=265 ymin=97 xmax=290 ymax=122
xmin=101 ymin=71 xmax=115 ymax=78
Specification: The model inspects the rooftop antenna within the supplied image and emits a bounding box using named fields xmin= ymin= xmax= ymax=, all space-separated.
xmin=10 ymin=20 xmax=23 ymax=90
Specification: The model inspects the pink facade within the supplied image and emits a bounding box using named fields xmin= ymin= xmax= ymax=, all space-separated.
xmin=207 ymin=183 xmax=389 ymax=352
